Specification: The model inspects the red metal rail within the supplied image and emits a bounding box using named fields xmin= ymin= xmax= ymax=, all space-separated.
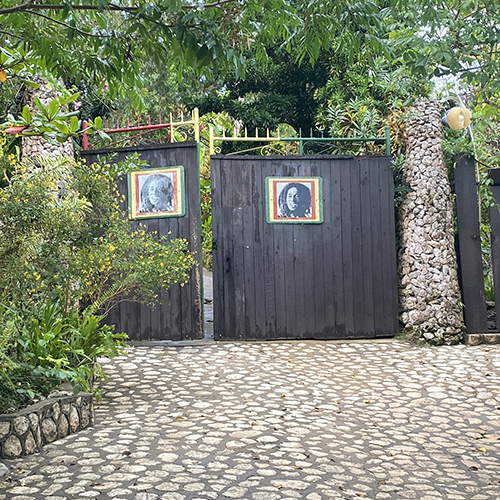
xmin=82 ymin=109 xmax=199 ymax=150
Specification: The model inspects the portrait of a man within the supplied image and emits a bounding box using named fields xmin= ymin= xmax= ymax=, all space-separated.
xmin=266 ymin=176 xmax=323 ymax=224
xmin=277 ymin=182 xmax=312 ymax=218
xmin=140 ymin=173 xmax=174 ymax=213
xmin=128 ymin=166 xmax=185 ymax=219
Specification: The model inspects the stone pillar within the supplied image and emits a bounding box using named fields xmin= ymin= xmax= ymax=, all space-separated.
xmin=399 ymin=98 xmax=464 ymax=344
xmin=22 ymin=78 xmax=74 ymax=159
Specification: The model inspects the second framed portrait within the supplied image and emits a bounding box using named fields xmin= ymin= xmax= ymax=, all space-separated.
xmin=266 ymin=176 xmax=323 ymax=224
xmin=128 ymin=166 xmax=185 ymax=220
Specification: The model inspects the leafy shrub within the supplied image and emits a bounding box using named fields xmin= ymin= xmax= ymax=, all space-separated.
xmin=0 ymin=153 xmax=194 ymax=412
xmin=0 ymin=299 xmax=128 ymax=413
xmin=0 ymin=154 xmax=194 ymax=311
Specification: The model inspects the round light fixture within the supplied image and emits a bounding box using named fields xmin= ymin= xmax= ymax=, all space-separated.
xmin=442 ymin=107 xmax=472 ymax=130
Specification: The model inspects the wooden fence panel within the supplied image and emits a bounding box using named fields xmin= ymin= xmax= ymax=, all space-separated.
xmin=212 ymin=155 xmax=398 ymax=340
xmin=81 ymin=142 xmax=203 ymax=341
xmin=455 ymin=156 xmax=488 ymax=334
xmin=490 ymin=188 xmax=500 ymax=322
xmin=488 ymin=169 xmax=500 ymax=331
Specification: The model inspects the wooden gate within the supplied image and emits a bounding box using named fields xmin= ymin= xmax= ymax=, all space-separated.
xmin=81 ymin=142 xmax=203 ymax=341
xmin=455 ymin=155 xmax=500 ymax=337
xmin=211 ymin=155 xmax=398 ymax=340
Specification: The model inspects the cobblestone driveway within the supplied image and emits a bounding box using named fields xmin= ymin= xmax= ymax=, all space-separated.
xmin=2 ymin=340 xmax=500 ymax=500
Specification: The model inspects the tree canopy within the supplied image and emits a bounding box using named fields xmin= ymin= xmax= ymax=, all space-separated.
xmin=1 ymin=0 xmax=500 ymax=145
xmin=1 ymin=1 xmax=499 ymax=92
xmin=0 ymin=1 xmax=393 ymax=100
xmin=391 ymin=0 xmax=500 ymax=95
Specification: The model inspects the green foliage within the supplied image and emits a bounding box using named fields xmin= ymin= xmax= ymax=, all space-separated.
xmin=190 ymin=47 xmax=329 ymax=134
xmin=0 ymin=154 xmax=194 ymax=312
xmin=0 ymin=298 xmax=127 ymax=413
xmin=0 ymin=0 xmax=345 ymax=100
xmin=200 ymin=176 xmax=212 ymax=270
xmin=439 ymin=94 xmax=500 ymax=313
xmin=1 ymin=0 xmax=404 ymax=127
xmin=0 ymin=82 xmax=110 ymax=151
xmin=198 ymin=113 xmax=234 ymax=269
xmin=0 ymin=153 xmax=194 ymax=412
xmin=390 ymin=0 xmax=500 ymax=95
xmin=191 ymin=37 xmax=431 ymax=155
xmin=477 ymin=171 xmax=497 ymax=305
xmin=315 ymin=55 xmax=431 ymax=155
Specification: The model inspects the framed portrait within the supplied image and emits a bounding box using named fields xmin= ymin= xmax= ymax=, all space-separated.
xmin=128 ymin=166 xmax=186 ymax=219
xmin=266 ymin=176 xmax=323 ymax=224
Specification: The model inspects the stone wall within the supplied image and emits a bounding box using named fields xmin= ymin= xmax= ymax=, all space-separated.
xmin=0 ymin=393 xmax=93 ymax=459
xmin=398 ymin=98 xmax=464 ymax=344
xmin=22 ymin=77 xmax=74 ymax=159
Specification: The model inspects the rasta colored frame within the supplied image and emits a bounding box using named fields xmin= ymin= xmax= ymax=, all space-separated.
xmin=265 ymin=176 xmax=323 ymax=224
xmin=128 ymin=165 xmax=186 ymax=220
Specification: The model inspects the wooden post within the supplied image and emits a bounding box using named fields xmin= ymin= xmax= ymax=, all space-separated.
xmin=82 ymin=121 xmax=88 ymax=150
xmin=384 ymin=126 xmax=391 ymax=156
xmin=488 ymin=170 xmax=500 ymax=325
xmin=209 ymin=126 xmax=214 ymax=155
xmin=193 ymin=107 xmax=200 ymax=143
xmin=455 ymin=155 xmax=488 ymax=333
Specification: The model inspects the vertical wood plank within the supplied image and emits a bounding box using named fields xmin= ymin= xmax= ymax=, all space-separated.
xmin=385 ymin=159 xmax=399 ymax=335
xmin=490 ymin=186 xmax=500 ymax=324
xmin=231 ymin=159 xmax=246 ymax=340
xmin=179 ymin=145 xmax=201 ymax=339
xmin=341 ymin=160 xmax=355 ymax=337
xmin=369 ymin=159 xmax=385 ymax=336
xmin=251 ymin=159 xmax=267 ymax=339
xmin=241 ymin=164 xmax=256 ymax=338
xmin=240 ymin=160 xmax=258 ymax=339
xmin=284 ymin=162 xmax=298 ymax=338
xmin=359 ymin=158 xmax=375 ymax=336
xmin=148 ymin=217 xmax=161 ymax=338
xmin=378 ymin=158 xmax=398 ymax=336
xmin=311 ymin=158 xmax=327 ymax=338
xmin=220 ymin=161 xmax=236 ymax=339
xmin=297 ymin=160 xmax=315 ymax=338
xmin=291 ymin=161 xmax=307 ymax=337
xmin=455 ymin=156 xmax=488 ymax=333
xmin=261 ymin=160 xmax=276 ymax=339
xmin=273 ymin=210 xmax=287 ymax=338
xmin=350 ymin=159 xmax=365 ymax=337
xmin=211 ymin=157 xmax=225 ymax=340
xmin=272 ymin=159 xmax=288 ymax=338
xmin=330 ymin=159 xmax=345 ymax=338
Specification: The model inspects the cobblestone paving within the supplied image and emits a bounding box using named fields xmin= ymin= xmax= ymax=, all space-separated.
xmin=2 ymin=340 xmax=500 ymax=500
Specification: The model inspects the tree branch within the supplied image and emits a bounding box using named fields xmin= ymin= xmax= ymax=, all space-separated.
xmin=25 ymin=9 xmax=122 ymax=39
xmin=0 ymin=0 xmax=240 ymax=16
xmin=0 ymin=2 xmax=136 ymax=15
xmin=0 ymin=1 xmax=36 ymax=15
xmin=184 ymin=0 xmax=239 ymax=9
xmin=481 ymin=96 xmax=500 ymax=110
xmin=0 ymin=29 xmax=24 ymax=40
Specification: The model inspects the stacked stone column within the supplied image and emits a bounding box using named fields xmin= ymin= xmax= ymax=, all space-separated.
xmin=399 ymin=98 xmax=464 ymax=344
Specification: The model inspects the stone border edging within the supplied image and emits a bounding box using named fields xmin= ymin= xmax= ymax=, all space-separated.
xmin=464 ymin=333 xmax=500 ymax=345
xmin=0 ymin=393 xmax=93 ymax=459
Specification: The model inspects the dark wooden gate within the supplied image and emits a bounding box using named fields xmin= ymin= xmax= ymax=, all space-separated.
xmin=211 ymin=155 xmax=398 ymax=340
xmin=455 ymin=155 xmax=500 ymax=337
xmin=81 ymin=142 xmax=203 ymax=341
